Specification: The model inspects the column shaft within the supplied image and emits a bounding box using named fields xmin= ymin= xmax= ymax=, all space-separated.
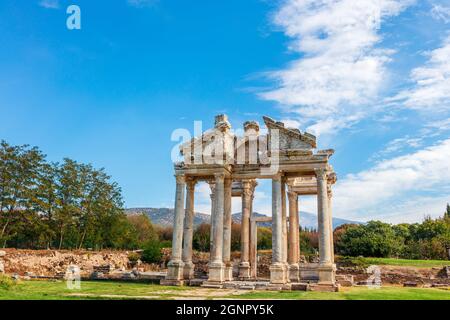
xmin=239 ymin=180 xmax=252 ymax=279
xmin=288 ymin=191 xmax=299 ymax=264
xmin=182 ymin=179 xmax=196 ymax=279
xmin=328 ymin=192 xmax=335 ymax=263
xmin=222 ymin=178 xmax=233 ymax=281
xmin=164 ymin=175 xmax=186 ymax=283
xmin=281 ymin=179 xmax=288 ymax=264
xmin=316 ymin=169 xmax=332 ymax=265
xmin=269 ymin=174 xmax=287 ymax=284
xmin=206 ymin=173 xmax=225 ymax=283
xmin=171 ymin=176 xmax=186 ymax=262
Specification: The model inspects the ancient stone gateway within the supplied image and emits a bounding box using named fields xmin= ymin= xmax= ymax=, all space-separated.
xmin=161 ymin=115 xmax=337 ymax=291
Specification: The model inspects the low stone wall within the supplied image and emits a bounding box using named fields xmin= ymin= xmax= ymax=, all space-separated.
xmin=1 ymin=249 xmax=131 ymax=277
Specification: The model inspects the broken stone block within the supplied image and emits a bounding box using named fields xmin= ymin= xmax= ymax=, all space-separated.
xmin=0 ymin=261 xmax=4 ymax=273
xmin=403 ymin=281 xmax=418 ymax=287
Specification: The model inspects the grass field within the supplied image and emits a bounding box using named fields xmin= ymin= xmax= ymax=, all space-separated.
xmin=342 ymin=256 xmax=450 ymax=268
xmin=0 ymin=280 xmax=448 ymax=300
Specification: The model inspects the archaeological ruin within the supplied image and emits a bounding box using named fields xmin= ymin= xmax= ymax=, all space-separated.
xmin=161 ymin=115 xmax=338 ymax=291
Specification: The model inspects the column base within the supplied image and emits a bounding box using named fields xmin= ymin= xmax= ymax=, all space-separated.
xmin=269 ymin=262 xmax=288 ymax=284
xmin=318 ymin=264 xmax=336 ymax=285
xmin=183 ymin=261 xmax=195 ymax=280
xmin=165 ymin=260 xmax=184 ymax=281
xmin=238 ymin=262 xmax=251 ymax=280
xmin=223 ymin=262 xmax=233 ymax=281
xmin=288 ymin=263 xmax=300 ymax=283
xmin=207 ymin=261 xmax=225 ymax=283
xmin=160 ymin=279 xmax=185 ymax=286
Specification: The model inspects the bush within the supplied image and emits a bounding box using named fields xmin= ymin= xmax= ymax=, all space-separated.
xmin=0 ymin=274 xmax=16 ymax=290
xmin=159 ymin=240 xmax=172 ymax=248
xmin=141 ymin=240 xmax=163 ymax=263
xmin=127 ymin=252 xmax=140 ymax=263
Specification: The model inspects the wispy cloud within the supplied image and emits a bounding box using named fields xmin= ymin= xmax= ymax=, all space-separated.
xmin=369 ymin=135 xmax=424 ymax=161
xmin=431 ymin=3 xmax=450 ymax=23
xmin=38 ymin=0 xmax=59 ymax=9
xmin=389 ymin=35 xmax=450 ymax=112
xmin=333 ymin=138 xmax=450 ymax=221
xmin=258 ymin=0 xmax=414 ymax=135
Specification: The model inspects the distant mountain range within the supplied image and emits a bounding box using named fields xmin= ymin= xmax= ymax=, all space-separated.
xmin=125 ymin=208 xmax=362 ymax=230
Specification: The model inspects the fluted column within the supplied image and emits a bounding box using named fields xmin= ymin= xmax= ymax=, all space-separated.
xmin=222 ymin=178 xmax=233 ymax=281
xmin=316 ymin=168 xmax=335 ymax=285
xmin=281 ymin=178 xmax=288 ymax=266
xmin=239 ymin=180 xmax=252 ymax=279
xmin=270 ymin=173 xmax=287 ymax=284
xmin=207 ymin=173 xmax=225 ymax=283
xmin=328 ymin=189 xmax=335 ymax=263
xmin=165 ymin=174 xmax=186 ymax=283
xmin=182 ymin=178 xmax=196 ymax=280
xmin=288 ymin=191 xmax=300 ymax=282
xmin=209 ymin=182 xmax=216 ymax=262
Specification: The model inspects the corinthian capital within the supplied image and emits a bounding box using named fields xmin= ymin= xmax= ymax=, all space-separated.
xmin=175 ymin=174 xmax=186 ymax=184
xmin=186 ymin=177 xmax=197 ymax=191
xmin=314 ymin=168 xmax=328 ymax=181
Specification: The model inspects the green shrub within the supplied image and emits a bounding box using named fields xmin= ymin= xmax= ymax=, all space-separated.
xmin=127 ymin=252 xmax=140 ymax=263
xmin=0 ymin=274 xmax=16 ymax=290
xmin=159 ymin=240 xmax=172 ymax=248
xmin=141 ymin=240 xmax=162 ymax=263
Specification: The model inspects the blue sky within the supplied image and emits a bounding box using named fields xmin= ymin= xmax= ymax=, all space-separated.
xmin=1 ymin=0 xmax=449 ymax=223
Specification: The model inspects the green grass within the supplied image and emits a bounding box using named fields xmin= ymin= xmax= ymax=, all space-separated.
xmin=0 ymin=280 xmax=192 ymax=300
xmin=231 ymin=286 xmax=450 ymax=300
xmin=347 ymin=257 xmax=450 ymax=268
xmin=0 ymin=280 xmax=448 ymax=300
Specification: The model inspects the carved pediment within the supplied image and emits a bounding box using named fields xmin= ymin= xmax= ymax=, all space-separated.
xmin=263 ymin=116 xmax=317 ymax=149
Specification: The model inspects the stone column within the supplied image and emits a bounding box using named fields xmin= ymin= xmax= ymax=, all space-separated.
xmin=281 ymin=178 xmax=288 ymax=267
xmin=208 ymin=181 xmax=216 ymax=262
xmin=249 ymin=218 xmax=257 ymax=279
xmin=288 ymin=191 xmax=300 ymax=282
xmin=182 ymin=178 xmax=196 ymax=280
xmin=239 ymin=180 xmax=252 ymax=279
xmin=165 ymin=175 xmax=186 ymax=284
xmin=270 ymin=174 xmax=287 ymax=284
xmin=207 ymin=173 xmax=225 ymax=283
xmin=315 ymin=169 xmax=335 ymax=285
xmin=328 ymin=189 xmax=335 ymax=263
xmin=222 ymin=178 xmax=233 ymax=281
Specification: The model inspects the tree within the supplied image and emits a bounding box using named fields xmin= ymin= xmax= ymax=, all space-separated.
xmin=336 ymin=221 xmax=402 ymax=258
xmin=193 ymin=223 xmax=210 ymax=252
xmin=257 ymin=227 xmax=272 ymax=250
xmin=127 ymin=214 xmax=158 ymax=245
xmin=0 ymin=141 xmax=45 ymax=247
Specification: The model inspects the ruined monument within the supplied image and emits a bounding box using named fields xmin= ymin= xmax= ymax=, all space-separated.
xmin=161 ymin=115 xmax=337 ymax=291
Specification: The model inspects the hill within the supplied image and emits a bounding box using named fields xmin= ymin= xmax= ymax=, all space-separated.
xmin=125 ymin=208 xmax=362 ymax=230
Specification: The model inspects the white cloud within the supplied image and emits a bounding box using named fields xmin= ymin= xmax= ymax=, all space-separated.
xmin=431 ymin=3 xmax=450 ymax=23
xmin=333 ymin=138 xmax=450 ymax=222
xmin=389 ymin=35 xmax=450 ymax=112
xmin=369 ymin=135 xmax=424 ymax=161
xmin=258 ymin=0 xmax=413 ymax=135
xmin=38 ymin=0 xmax=59 ymax=9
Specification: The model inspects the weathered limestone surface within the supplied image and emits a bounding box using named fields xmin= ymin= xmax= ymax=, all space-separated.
xmin=182 ymin=178 xmax=196 ymax=279
xmin=222 ymin=178 xmax=233 ymax=281
xmin=164 ymin=175 xmax=186 ymax=284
